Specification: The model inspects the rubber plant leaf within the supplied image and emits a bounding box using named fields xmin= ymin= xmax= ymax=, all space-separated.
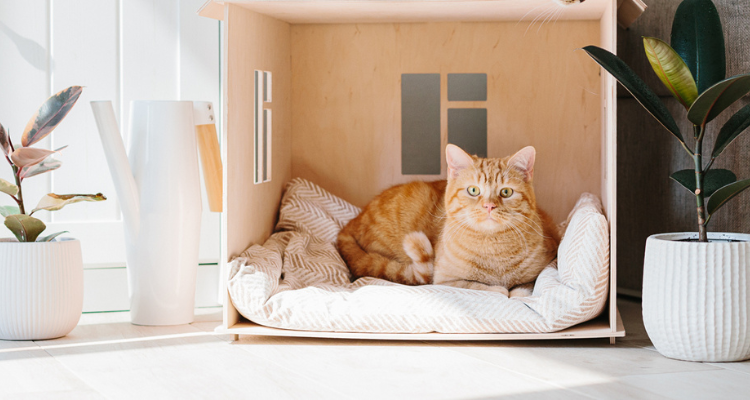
xmin=0 ymin=123 xmax=10 ymax=156
xmin=706 ymin=179 xmax=750 ymax=218
xmin=0 ymin=205 xmax=20 ymax=217
xmin=31 ymin=193 xmax=107 ymax=214
xmin=687 ymin=74 xmax=750 ymax=126
xmin=18 ymin=154 xmax=62 ymax=180
xmin=22 ymin=86 xmax=82 ymax=147
xmin=670 ymin=0 xmax=726 ymax=93
xmin=0 ymin=178 xmax=19 ymax=197
xmin=712 ymin=103 xmax=750 ymax=158
xmin=36 ymin=231 xmax=68 ymax=242
xmin=582 ymin=46 xmax=683 ymax=143
xmin=643 ymin=37 xmax=698 ymax=109
xmin=3 ymin=214 xmax=46 ymax=242
xmin=670 ymin=168 xmax=736 ymax=197
xmin=10 ymin=146 xmax=66 ymax=168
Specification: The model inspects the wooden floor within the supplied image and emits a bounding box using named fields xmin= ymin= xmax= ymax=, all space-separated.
xmin=1 ymin=299 xmax=747 ymax=399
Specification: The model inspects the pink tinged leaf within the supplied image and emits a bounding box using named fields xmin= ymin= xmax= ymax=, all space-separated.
xmin=10 ymin=147 xmax=56 ymax=167
xmin=0 ymin=123 xmax=10 ymax=156
xmin=18 ymin=154 xmax=62 ymax=180
xmin=22 ymin=86 xmax=83 ymax=147
xmin=11 ymin=145 xmax=67 ymax=170
xmin=32 ymin=193 xmax=107 ymax=214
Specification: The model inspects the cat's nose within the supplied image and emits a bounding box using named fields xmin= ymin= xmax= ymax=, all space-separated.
xmin=483 ymin=203 xmax=497 ymax=212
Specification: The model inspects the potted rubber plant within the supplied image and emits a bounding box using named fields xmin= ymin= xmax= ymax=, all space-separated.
xmin=0 ymin=86 xmax=106 ymax=340
xmin=583 ymin=0 xmax=750 ymax=362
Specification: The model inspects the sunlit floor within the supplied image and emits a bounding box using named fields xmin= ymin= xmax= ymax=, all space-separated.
xmin=0 ymin=298 xmax=747 ymax=399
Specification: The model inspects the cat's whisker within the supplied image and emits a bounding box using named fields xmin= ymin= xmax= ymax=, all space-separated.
xmin=516 ymin=2 xmax=547 ymax=27
xmin=537 ymin=4 xmax=561 ymax=33
xmin=507 ymin=212 xmax=548 ymax=238
xmin=524 ymin=4 xmax=553 ymax=36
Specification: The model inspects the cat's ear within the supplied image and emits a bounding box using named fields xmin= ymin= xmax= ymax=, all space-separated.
xmin=446 ymin=144 xmax=474 ymax=179
xmin=509 ymin=146 xmax=536 ymax=182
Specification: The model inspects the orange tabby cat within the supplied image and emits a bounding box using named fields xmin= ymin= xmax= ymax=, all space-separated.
xmin=337 ymin=144 xmax=560 ymax=296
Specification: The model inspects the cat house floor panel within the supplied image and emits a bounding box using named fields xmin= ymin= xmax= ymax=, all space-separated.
xmin=218 ymin=311 xmax=625 ymax=342
xmin=225 ymin=179 xmax=616 ymax=338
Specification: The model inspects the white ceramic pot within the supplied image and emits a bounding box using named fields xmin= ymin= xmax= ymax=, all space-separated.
xmin=643 ymin=232 xmax=750 ymax=362
xmin=0 ymin=239 xmax=83 ymax=340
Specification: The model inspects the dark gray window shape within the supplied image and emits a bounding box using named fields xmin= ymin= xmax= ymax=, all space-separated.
xmin=401 ymin=73 xmax=441 ymax=175
xmin=447 ymin=73 xmax=487 ymax=101
xmin=448 ymin=108 xmax=487 ymax=158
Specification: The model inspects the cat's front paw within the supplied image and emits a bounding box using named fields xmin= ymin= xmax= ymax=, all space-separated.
xmin=487 ymin=286 xmax=510 ymax=296
xmin=410 ymin=262 xmax=434 ymax=285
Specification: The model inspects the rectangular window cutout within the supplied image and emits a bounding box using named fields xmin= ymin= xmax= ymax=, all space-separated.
xmin=448 ymin=108 xmax=487 ymax=158
xmin=447 ymin=73 xmax=487 ymax=101
xmin=255 ymin=70 xmax=272 ymax=184
xmin=401 ymin=73 xmax=441 ymax=175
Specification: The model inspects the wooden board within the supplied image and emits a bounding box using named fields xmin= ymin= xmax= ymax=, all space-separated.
xmin=217 ymin=307 xmax=626 ymax=341
xmin=223 ymin=4 xmax=292 ymax=261
xmin=290 ymin=20 xmax=602 ymax=223
xmin=202 ymin=0 xmax=610 ymax=24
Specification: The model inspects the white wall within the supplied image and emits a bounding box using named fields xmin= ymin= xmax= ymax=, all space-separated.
xmin=0 ymin=0 xmax=222 ymax=310
xmin=0 ymin=0 xmax=220 ymax=264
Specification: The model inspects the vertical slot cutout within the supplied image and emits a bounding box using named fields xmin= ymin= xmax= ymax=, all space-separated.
xmin=254 ymin=70 xmax=272 ymax=184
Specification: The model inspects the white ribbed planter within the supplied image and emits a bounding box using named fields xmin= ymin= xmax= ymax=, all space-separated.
xmin=0 ymin=239 xmax=83 ymax=340
xmin=643 ymin=232 xmax=750 ymax=362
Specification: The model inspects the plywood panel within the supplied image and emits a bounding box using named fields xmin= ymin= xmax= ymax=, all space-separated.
xmin=224 ymin=5 xmax=291 ymax=260
xmin=227 ymin=0 xmax=611 ymax=24
xmin=290 ymin=20 xmax=602 ymax=223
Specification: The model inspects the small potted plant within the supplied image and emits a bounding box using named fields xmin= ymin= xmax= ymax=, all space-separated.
xmin=0 ymin=86 xmax=106 ymax=340
xmin=583 ymin=0 xmax=750 ymax=362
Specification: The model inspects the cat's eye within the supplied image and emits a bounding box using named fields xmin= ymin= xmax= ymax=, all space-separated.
xmin=500 ymin=188 xmax=514 ymax=198
xmin=467 ymin=186 xmax=481 ymax=196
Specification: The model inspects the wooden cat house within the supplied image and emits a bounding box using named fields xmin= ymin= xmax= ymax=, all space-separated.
xmin=198 ymin=0 xmax=645 ymax=343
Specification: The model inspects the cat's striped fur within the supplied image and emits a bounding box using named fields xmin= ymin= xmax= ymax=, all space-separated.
xmin=337 ymin=145 xmax=560 ymax=295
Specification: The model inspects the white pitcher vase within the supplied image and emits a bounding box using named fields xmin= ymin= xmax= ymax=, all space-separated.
xmin=91 ymin=101 xmax=210 ymax=325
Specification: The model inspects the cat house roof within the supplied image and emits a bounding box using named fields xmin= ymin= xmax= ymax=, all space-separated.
xmin=199 ymin=0 xmax=646 ymax=28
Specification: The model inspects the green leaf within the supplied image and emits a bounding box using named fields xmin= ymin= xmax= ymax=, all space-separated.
xmin=706 ymin=179 xmax=750 ymax=217
xmin=643 ymin=37 xmax=699 ymax=109
xmin=687 ymin=74 xmax=750 ymax=126
xmin=671 ymin=0 xmax=726 ymax=93
xmin=18 ymin=153 xmax=62 ymax=180
xmin=670 ymin=168 xmax=737 ymax=197
xmin=0 ymin=123 xmax=10 ymax=156
xmin=0 ymin=178 xmax=18 ymax=197
xmin=3 ymin=214 xmax=46 ymax=242
xmin=36 ymin=231 xmax=68 ymax=242
xmin=582 ymin=46 xmax=684 ymax=144
xmin=31 ymin=193 xmax=107 ymax=214
xmin=712 ymin=103 xmax=750 ymax=158
xmin=0 ymin=205 xmax=20 ymax=217
xmin=22 ymin=86 xmax=82 ymax=147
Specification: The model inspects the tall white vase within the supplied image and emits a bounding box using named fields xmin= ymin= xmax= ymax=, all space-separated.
xmin=93 ymin=101 xmax=202 ymax=326
xmin=126 ymin=101 xmax=202 ymax=325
